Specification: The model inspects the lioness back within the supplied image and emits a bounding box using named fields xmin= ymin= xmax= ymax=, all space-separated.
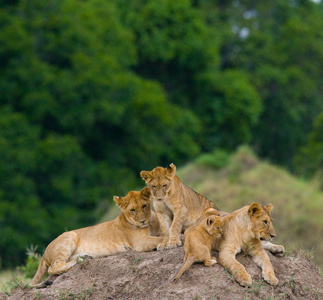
xmin=29 ymin=187 xmax=163 ymax=288
xmin=140 ymin=163 xmax=219 ymax=250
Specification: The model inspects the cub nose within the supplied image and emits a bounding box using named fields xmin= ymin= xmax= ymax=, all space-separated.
xmin=270 ymin=233 xmax=276 ymax=238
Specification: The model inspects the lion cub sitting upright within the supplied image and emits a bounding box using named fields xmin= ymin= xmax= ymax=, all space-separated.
xmin=174 ymin=215 xmax=223 ymax=280
xmin=29 ymin=187 xmax=163 ymax=288
xmin=140 ymin=163 xmax=217 ymax=250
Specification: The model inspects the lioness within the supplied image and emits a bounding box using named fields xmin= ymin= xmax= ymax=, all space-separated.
xmin=29 ymin=187 xmax=163 ymax=288
xmin=174 ymin=215 xmax=223 ymax=280
xmin=140 ymin=163 xmax=218 ymax=250
xmin=213 ymin=202 xmax=283 ymax=286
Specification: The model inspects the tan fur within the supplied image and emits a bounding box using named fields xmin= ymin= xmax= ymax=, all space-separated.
xmin=211 ymin=203 xmax=284 ymax=286
xmin=140 ymin=163 xmax=218 ymax=250
xmin=29 ymin=187 xmax=163 ymax=288
xmin=174 ymin=215 xmax=223 ymax=280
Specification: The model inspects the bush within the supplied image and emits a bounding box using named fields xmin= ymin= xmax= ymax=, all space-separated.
xmin=195 ymin=149 xmax=230 ymax=169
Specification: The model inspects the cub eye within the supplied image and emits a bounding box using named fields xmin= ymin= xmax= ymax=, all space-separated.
xmin=142 ymin=205 xmax=147 ymax=209
xmin=263 ymin=220 xmax=268 ymax=225
xmin=130 ymin=209 xmax=136 ymax=213
xmin=216 ymin=227 xmax=220 ymax=230
xmin=162 ymin=185 xmax=167 ymax=188
xmin=152 ymin=185 xmax=157 ymax=189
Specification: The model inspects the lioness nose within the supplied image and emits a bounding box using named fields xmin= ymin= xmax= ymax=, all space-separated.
xmin=270 ymin=234 xmax=276 ymax=238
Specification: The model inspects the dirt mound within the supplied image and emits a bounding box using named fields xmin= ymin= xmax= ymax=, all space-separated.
xmin=5 ymin=247 xmax=323 ymax=300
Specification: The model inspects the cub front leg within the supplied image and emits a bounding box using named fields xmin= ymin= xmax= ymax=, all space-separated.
xmin=250 ymin=241 xmax=278 ymax=285
xmin=166 ymin=206 xmax=187 ymax=249
xmin=261 ymin=241 xmax=285 ymax=255
xmin=155 ymin=211 xmax=171 ymax=250
xmin=218 ymin=249 xmax=252 ymax=287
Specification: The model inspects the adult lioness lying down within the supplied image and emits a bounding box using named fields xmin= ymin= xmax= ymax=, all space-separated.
xmin=29 ymin=187 xmax=163 ymax=288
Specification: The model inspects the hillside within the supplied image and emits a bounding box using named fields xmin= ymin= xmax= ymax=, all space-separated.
xmin=4 ymin=247 xmax=323 ymax=300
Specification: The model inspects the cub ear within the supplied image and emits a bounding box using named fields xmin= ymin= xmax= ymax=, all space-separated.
xmin=248 ymin=202 xmax=262 ymax=218
xmin=263 ymin=204 xmax=273 ymax=213
xmin=140 ymin=187 xmax=151 ymax=200
xmin=140 ymin=170 xmax=151 ymax=181
xmin=206 ymin=216 xmax=214 ymax=227
xmin=166 ymin=163 xmax=176 ymax=176
xmin=113 ymin=196 xmax=128 ymax=209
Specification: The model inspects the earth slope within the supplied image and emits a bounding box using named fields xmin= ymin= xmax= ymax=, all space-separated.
xmin=6 ymin=247 xmax=323 ymax=300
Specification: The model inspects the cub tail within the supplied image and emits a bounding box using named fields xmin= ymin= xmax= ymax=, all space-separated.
xmin=174 ymin=256 xmax=195 ymax=280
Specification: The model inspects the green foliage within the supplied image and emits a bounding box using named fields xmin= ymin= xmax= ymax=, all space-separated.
xmin=18 ymin=245 xmax=42 ymax=279
xmin=196 ymin=149 xmax=230 ymax=170
xmin=294 ymin=113 xmax=323 ymax=178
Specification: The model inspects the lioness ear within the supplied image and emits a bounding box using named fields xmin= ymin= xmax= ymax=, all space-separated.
xmin=113 ymin=196 xmax=128 ymax=209
xmin=140 ymin=170 xmax=151 ymax=181
xmin=248 ymin=202 xmax=262 ymax=218
xmin=263 ymin=204 xmax=273 ymax=213
xmin=140 ymin=187 xmax=151 ymax=201
xmin=166 ymin=163 xmax=176 ymax=176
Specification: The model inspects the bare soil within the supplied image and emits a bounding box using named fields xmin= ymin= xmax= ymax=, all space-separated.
xmin=4 ymin=247 xmax=323 ymax=300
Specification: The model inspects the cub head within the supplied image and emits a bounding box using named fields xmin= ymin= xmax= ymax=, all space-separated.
xmin=204 ymin=215 xmax=223 ymax=237
xmin=113 ymin=187 xmax=152 ymax=228
xmin=248 ymin=202 xmax=276 ymax=241
xmin=140 ymin=163 xmax=176 ymax=201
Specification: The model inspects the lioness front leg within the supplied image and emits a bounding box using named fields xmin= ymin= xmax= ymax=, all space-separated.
xmin=218 ymin=250 xmax=252 ymax=287
xmin=133 ymin=236 xmax=164 ymax=252
xmin=250 ymin=242 xmax=278 ymax=285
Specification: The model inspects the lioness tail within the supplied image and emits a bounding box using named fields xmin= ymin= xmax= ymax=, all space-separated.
xmin=29 ymin=257 xmax=49 ymax=288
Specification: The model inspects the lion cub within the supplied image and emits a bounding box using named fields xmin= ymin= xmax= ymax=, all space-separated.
xmin=213 ymin=203 xmax=283 ymax=286
xmin=140 ymin=163 xmax=218 ymax=250
xmin=29 ymin=187 xmax=163 ymax=288
xmin=174 ymin=215 xmax=223 ymax=280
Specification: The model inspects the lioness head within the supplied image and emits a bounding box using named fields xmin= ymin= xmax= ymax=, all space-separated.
xmin=204 ymin=215 xmax=223 ymax=237
xmin=248 ymin=202 xmax=276 ymax=241
xmin=140 ymin=163 xmax=176 ymax=201
xmin=113 ymin=187 xmax=152 ymax=228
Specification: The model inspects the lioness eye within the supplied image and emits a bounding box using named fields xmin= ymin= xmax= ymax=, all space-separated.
xmin=163 ymin=185 xmax=167 ymax=188
xmin=130 ymin=209 xmax=136 ymax=213
xmin=142 ymin=205 xmax=147 ymax=209
xmin=263 ymin=220 xmax=268 ymax=225
xmin=216 ymin=227 xmax=219 ymax=230
xmin=152 ymin=185 xmax=156 ymax=189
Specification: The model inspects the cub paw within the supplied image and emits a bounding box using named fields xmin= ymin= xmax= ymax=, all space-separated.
xmin=204 ymin=258 xmax=217 ymax=266
xmin=263 ymin=272 xmax=279 ymax=285
xmin=273 ymin=245 xmax=285 ymax=256
xmin=235 ymin=273 xmax=252 ymax=287
xmin=165 ymin=239 xmax=182 ymax=249
xmin=157 ymin=241 xmax=168 ymax=251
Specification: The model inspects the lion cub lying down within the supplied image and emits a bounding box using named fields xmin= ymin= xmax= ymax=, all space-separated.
xmin=29 ymin=187 xmax=163 ymax=288
xmin=212 ymin=202 xmax=283 ymax=286
xmin=174 ymin=215 xmax=223 ymax=280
